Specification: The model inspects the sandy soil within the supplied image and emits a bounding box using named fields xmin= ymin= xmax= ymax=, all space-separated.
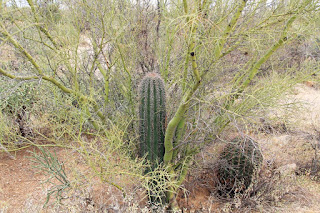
xmin=0 ymin=148 xmax=47 ymax=213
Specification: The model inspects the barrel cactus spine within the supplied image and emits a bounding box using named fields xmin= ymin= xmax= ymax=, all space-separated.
xmin=139 ymin=72 xmax=166 ymax=167
xmin=217 ymin=137 xmax=263 ymax=197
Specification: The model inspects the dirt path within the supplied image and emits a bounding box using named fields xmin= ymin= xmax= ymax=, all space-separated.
xmin=0 ymin=148 xmax=47 ymax=213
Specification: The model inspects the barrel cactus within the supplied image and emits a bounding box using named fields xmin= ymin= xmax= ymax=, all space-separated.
xmin=216 ymin=137 xmax=263 ymax=197
xmin=139 ymin=72 xmax=166 ymax=167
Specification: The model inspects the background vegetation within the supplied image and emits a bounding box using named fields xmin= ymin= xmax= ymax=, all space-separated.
xmin=0 ymin=0 xmax=320 ymax=212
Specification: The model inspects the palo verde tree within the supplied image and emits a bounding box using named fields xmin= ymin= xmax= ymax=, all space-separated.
xmin=159 ymin=0 xmax=320 ymax=209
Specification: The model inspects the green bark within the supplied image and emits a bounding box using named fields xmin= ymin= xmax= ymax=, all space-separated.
xmin=215 ymin=15 xmax=298 ymax=133
xmin=214 ymin=0 xmax=247 ymax=59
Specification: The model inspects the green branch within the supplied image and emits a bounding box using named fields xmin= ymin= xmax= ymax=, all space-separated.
xmin=0 ymin=67 xmax=106 ymax=125
xmin=164 ymin=0 xmax=203 ymax=166
xmin=0 ymin=68 xmax=38 ymax=80
xmin=0 ymin=23 xmax=43 ymax=75
xmin=26 ymin=0 xmax=59 ymax=49
xmin=0 ymin=16 xmax=107 ymax=125
xmin=240 ymin=15 xmax=296 ymax=94
xmin=164 ymin=79 xmax=200 ymax=164
xmin=216 ymin=15 xmax=298 ymax=132
xmin=92 ymin=39 xmax=110 ymax=105
xmin=214 ymin=0 xmax=247 ymax=59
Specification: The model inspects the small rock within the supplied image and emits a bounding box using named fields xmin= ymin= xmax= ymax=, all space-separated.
xmin=304 ymin=81 xmax=316 ymax=88
xmin=278 ymin=163 xmax=297 ymax=177
xmin=272 ymin=135 xmax=291 ymax=147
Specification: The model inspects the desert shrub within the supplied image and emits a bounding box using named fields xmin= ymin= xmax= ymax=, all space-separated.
xmin=0 ymin=80 xmax=37 ymax=114
xmin=38 ymin=0 xmax=62 ymax=24
xmin=0 ymin=109 xmax=20 ymax=149
xmin=30 ymin=147 xmax=71 ymax=207
xmin=0 ymin=79 xmax=40 ymax=139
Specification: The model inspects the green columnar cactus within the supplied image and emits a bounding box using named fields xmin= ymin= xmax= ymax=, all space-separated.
xmin=139 ymin=72 xmax=166 ymax=167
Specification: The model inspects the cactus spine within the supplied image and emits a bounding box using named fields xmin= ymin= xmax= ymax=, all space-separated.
xmin=139 ymin=72 xmax=166 ymax=166
xmin=217 ymin=137 xmax=263 ymax=197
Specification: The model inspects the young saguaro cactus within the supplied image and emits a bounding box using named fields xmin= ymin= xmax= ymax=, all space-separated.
xmin=139 ymin=72 xmax=166 ymax=166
